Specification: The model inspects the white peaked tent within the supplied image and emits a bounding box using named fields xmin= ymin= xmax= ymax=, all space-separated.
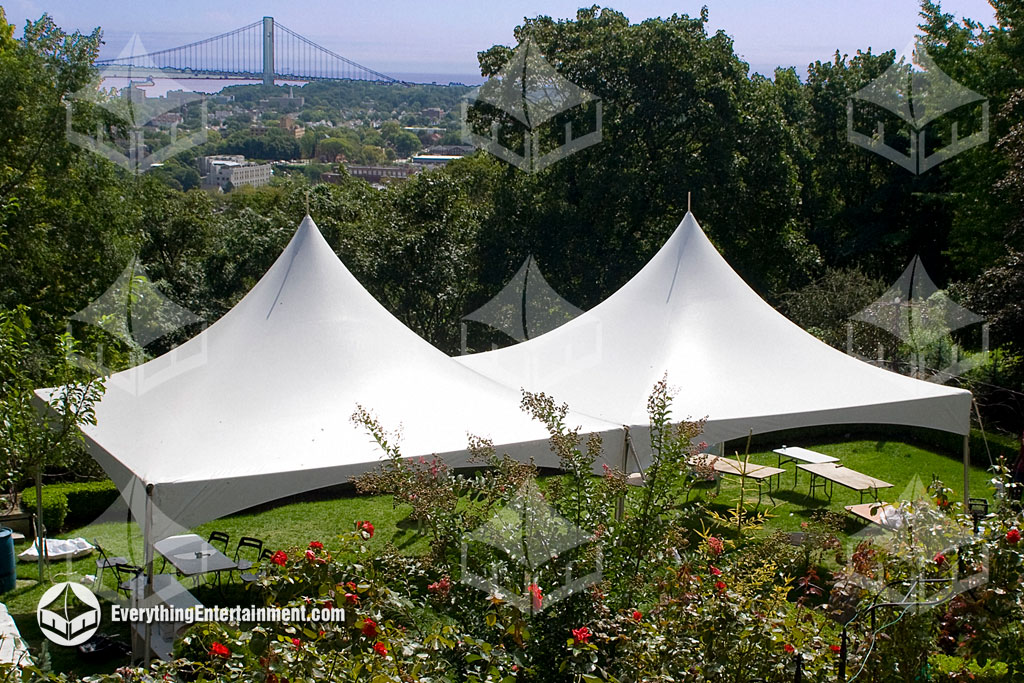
xmin=61 ymin=216 xmax=624 ymax=541
xmin=456 ymin=213 xmax=974 ymax=492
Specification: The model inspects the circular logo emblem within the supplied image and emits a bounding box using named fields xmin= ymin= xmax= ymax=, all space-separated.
xmin=36 ymin=582 xmax=101 ymax=646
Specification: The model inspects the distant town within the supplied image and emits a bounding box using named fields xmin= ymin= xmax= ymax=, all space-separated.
xmin=107 ymin=79 xmax=475 ymax=192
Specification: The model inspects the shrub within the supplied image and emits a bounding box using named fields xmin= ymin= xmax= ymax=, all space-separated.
xmin=20 ymin=480 xmax=118 ymax=531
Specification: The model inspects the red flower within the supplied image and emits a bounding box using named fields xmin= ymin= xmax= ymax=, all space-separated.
xmin=270 ymin=550 xmax=287 ymax=566
xmin=710 ymin=565 xmax=722 ymax=577
xmin=346 ymin=581 xmax=358 ymax=592
xmin=305 ymin=549 xmax=316 ymax=561
xmin=784 ymin=643 xmax=795 ymax=654
xmin=631 ymin=610 xmax=642 ymax=621
xmin=209 ymin=641 xmax=230 ymax=658
xmin=309 ymin=541 xmax=324 ymax=551
xmin=528 ymin=583 xmax=543 ymax=611
xmin=428 ymin=576 xmax=451 ymax=596
xmin=934 ymin=552 xmax=946 ymax=566
xmin=714 ymin=580 xmax=727 ymax=593
xmin=373 ymin=641 xmax=387 ymax=657
xmin=571 ymin=626 xmax=592 ymax=644
xmin=831 ymin=644 xmax=842 ymax=653
xmin=707 ymin=536 xmax=724 ymax=557
xmin=361 ymin=618 xmax=379 ymax=638
xmin=345 ymin=592 xmax=359 ymax=604
xmin=1007 ymin=528 xmax=1021 ymax=544
xmin=356 ymin=520 xmax=375 ymax=538
xmin=291 ymin=637 xmax=301 ymax=648
xmin=324 ymin=600 xmax=334 ymax=611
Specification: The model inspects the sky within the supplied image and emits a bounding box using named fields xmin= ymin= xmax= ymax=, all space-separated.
xmin=1 ymin=0 xmax=999 ymax=83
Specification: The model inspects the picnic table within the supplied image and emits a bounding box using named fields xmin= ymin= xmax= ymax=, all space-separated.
xmin=798 ymin=462 xmax=893 ymax=503
xmin=154 ymin=534 xmax=236 ymax=578
xmin=692 ymin=454 xmax=786 ymax=509
xmin=772 ymin=446 xmax=839 ymax=486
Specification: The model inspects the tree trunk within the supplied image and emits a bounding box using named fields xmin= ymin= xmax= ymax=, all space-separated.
xmin=34 ymin=468 xmax=45 ymax=583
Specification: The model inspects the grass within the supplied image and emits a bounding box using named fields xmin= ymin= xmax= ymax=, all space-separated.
xmin=0 ymin=434 xmax=1002 ymax=676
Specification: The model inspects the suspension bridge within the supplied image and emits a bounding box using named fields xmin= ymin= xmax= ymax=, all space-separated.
xmin=96 ymin=17 xmax=401 ymax=84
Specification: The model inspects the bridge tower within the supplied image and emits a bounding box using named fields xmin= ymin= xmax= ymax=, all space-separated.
xmin=262 ymin=16 xmax=274 ymax=85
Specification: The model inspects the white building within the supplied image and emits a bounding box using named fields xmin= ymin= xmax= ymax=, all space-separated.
xmin=199 ymin=155 xmax=272 ymax=189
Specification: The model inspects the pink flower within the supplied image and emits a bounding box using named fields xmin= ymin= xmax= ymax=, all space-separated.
xmin=698 ymin=441 xmax=708 ymax=451
xmin=707 ymin=536 xmax=724 ymax=557
xmin=528 ymin=583 xmax=543 ymax=611
xmin=1007 ymin=528 xmax=1021 ymax=544
xmin=631 ymin=610 xmax=642 ymax=621
xmin=428 ymin=576 xmax=451 ymax=596
xmin=710 ymin=566 xmax=722 ymax=577
xmin=784 ymin=643 xmax=795 ymax=654
xmin=373 ymin=641 xmax=387 ymax=657
xmin=270 ymin=551 xmax=287 ymax=566
xmin=361 ymin=618 xmax=378 ymax=638
xmin=209 ymin=641 xmax=230 ymax=658
xmin=305 ymin=549 xmax=316 ymax=561
xmin=291 ymin=637 xmax=301 ymax=648
xmin=572 ymin=626 xmax=592 ymax=644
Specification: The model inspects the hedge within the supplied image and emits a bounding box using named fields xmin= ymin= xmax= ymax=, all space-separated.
xmin=21 ymin=480 xmax=119 ymax=532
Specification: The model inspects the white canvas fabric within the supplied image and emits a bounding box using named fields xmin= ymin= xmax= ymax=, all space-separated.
xmin=60 ymin=217 xmax=624 ymax=538
xmin=456 ymin=213 xmax=971 ymax=454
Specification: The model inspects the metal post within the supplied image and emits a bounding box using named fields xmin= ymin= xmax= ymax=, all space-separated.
xmin=963 ymin=435 xmax=970 ymax=504
xmin=460 ymin=322 xmax=467 ymax=356
xmin=262 ymin=17 xmax=274 ymax=86
xmin=615 ymin=429 xmax=628 ymax=521
xmin=839 ymin=627 xmax=847 ymax=681
xmin=144 ymin=483 xmax=155 ymax=667
xmin=794 ymin=653 xmax=802 ymax=683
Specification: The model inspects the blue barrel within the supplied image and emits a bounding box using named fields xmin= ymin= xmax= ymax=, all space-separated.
xmin=0 ymin=528 xmax=15 ymax=593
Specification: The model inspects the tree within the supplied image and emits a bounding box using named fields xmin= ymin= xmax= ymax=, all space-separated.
xmin=0 ymin=307 xmax=104 ymax=580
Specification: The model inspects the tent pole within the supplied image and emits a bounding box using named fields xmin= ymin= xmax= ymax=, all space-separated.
xmin=963 ymin=435 xmax=970 ymax=505
xmin=615 ymin=429 xmax=629 ymax=521
xmin=144 ymin=483 xmax=155 ymax=667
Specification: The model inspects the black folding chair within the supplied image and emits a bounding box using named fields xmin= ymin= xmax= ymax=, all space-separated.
xmin=207 ymin=531 xmax=230 ymax=553
xmin=93 ymin=539 xmax=128 ymax=590
xmin=241 ymin=549 xmax=274 ymax=584
xmin=233 ymin=537 xmax=263 ymax=573
xmin=112 ymin=563 xmax=143 ymax=601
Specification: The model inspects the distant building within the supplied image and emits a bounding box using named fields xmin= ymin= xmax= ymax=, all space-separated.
xmin=410 ymin=154 xmax=462 ymax=167
xmin=341 ymin=164 xmax=420 ymax=186
xmin=425 ymin=144 xmax=474 ymax=156
xmin=148 ymin=112 xmax=183 ymax=127
xmin=421 ymin=107 xmax=444 ymax=122
xmin=198 ymin=155 xmax=272 ymax=189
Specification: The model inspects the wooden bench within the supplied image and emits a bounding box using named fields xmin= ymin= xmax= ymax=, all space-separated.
xmin=692 ymin=455 xmax=786 ymax=509
xmin=772 ymin=446 xmax=839 ymax=486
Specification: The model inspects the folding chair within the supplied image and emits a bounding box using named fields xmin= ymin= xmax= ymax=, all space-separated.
xmin=112 ymin=563 xmax=143 ymax=601
xmin=93 ymin=539 xmax=128 ymax=590
xmin=233 ymin=537 xmax=263 ymax=573
xmin=241 ymin=549 xmax=274 ymax=584
xmin=207 ymin=531 xmax=230 ymax=553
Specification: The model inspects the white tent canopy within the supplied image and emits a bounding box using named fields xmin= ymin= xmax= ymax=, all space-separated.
xmin=62 ymin=216 xmax=624 ymax=539
xmin=456 ymin=213 xmax=972 ymax=454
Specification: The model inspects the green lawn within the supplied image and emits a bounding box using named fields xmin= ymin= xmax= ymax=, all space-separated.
xmin=0 ymin=434 xmax=1002 ymax=676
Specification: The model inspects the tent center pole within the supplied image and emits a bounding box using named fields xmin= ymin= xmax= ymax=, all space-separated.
xmin=144 ymin=483 xmax=154 ymax=667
